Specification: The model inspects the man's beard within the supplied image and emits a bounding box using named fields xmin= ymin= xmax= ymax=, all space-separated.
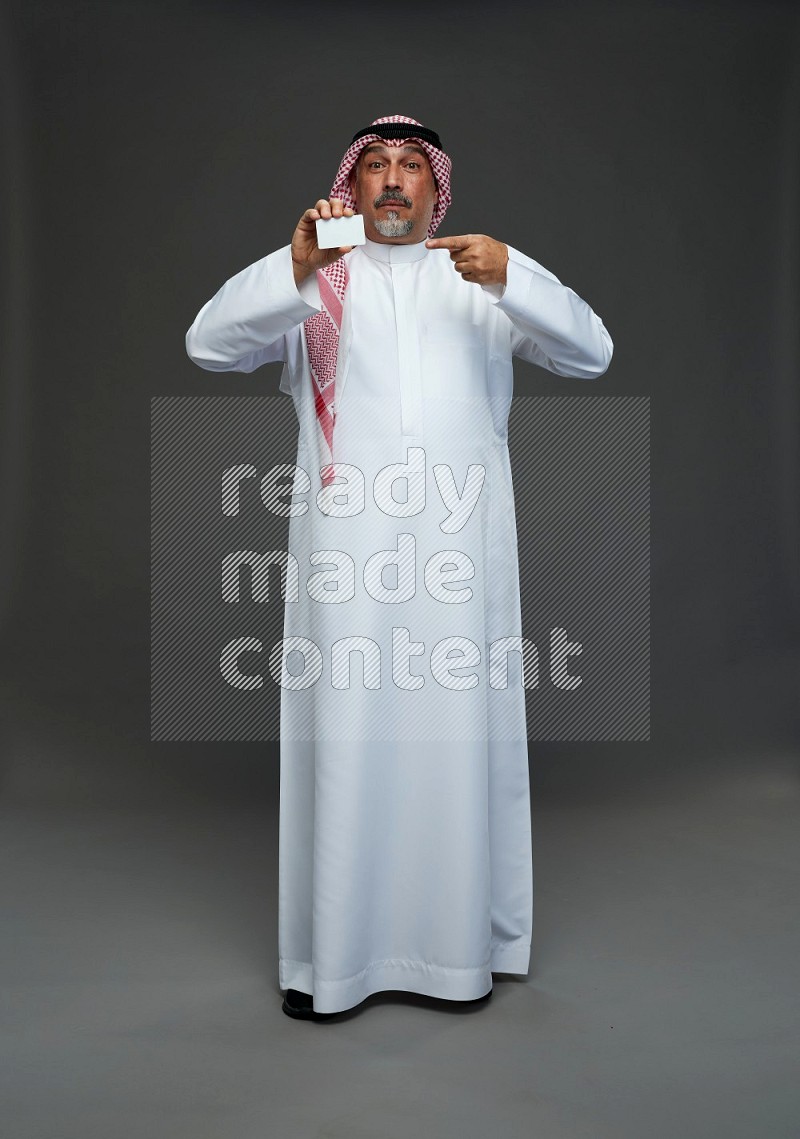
xmin=374 ymin=210 xmax=415 ymax=237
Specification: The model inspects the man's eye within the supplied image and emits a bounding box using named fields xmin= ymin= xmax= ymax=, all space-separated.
xmin=407 ymin=162 xmax=420 ymax=169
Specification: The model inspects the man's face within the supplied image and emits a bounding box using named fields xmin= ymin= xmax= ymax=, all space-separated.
xmin=349 ymin=143 xmax=438 ymax=244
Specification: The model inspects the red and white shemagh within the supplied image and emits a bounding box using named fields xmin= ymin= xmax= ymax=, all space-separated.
xmin=303 ymin=115 xmax=452 ymax=487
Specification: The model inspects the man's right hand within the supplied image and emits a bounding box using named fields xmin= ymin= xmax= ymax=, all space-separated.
xmin=292 ymin=198 xmax=355 ymax=286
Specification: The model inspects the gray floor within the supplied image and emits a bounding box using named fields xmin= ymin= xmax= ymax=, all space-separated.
xmin=1 ymin=727 xmax=798 ymax=1138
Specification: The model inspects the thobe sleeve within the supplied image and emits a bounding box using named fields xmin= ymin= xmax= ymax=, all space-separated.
xmin=480 ymin=245 xmax=613 ymax=379
xmin=185 ymin=244 xmax=322 ymax=373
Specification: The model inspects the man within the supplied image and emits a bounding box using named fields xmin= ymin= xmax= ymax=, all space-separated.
xmin=186 ymin=114 xmax=613 ymax=1020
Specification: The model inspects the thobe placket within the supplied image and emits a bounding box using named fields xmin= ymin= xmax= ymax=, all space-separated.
xmin=391 ymin=261 xmax=424 ymax=447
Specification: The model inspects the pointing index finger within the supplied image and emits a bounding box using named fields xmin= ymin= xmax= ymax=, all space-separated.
xmin=425 ymin=235 xmax=470 ymax=250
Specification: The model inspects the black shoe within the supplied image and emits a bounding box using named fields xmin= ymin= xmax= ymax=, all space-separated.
xmin=281 ymin=988 xmax=338 ymax=1021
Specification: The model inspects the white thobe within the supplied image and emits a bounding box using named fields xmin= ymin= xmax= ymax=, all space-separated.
xmin=186 ymin=235 xmax=613 ymax=1013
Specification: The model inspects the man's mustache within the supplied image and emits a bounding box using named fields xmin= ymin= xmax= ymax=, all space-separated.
xmin=373 ymin=191 xmax=413 ymax=208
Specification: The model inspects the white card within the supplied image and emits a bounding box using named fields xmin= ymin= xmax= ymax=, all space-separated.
xmin=315 ymin=214 xmax=365 ymax=249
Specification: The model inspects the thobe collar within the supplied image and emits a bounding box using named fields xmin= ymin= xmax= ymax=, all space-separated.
xmin=361 ymin=236 xmax=429 ymax=264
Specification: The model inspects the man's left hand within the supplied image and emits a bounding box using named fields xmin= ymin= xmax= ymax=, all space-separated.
xmin=425 ymin=234 xmax=508 ymax=286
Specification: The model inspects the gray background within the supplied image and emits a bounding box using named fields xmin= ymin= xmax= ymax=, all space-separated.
xmin=1 ymin=1 xmax=798 ymax=1136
